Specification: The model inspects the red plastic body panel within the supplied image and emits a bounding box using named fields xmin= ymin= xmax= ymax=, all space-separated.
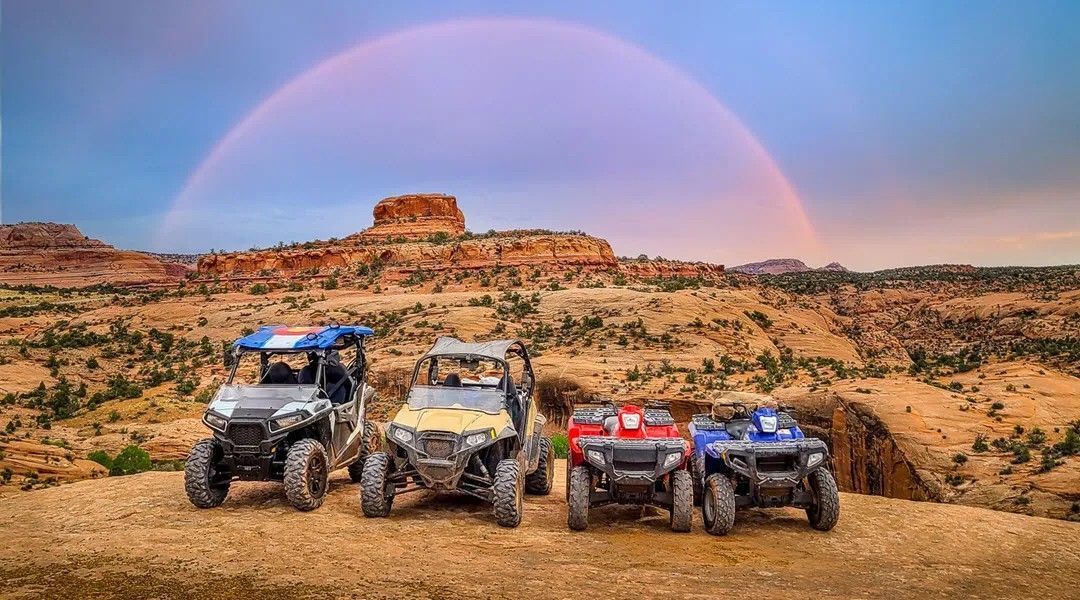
xmin=567 ymin=404 xmax=688 ymax=467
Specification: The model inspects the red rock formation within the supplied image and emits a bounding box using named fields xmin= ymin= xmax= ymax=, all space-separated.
xmin=0 ymin=223 xmax=177 ymax=288
xmin=199 ymin=234 xmax=617 ymax=276
xmin=359 ymin=193 xmax=465 ymax=241
xmin=619 ymin=259 xmax=724 ymax=279
xmin=197 ymin=194 xmax=617 ymax=277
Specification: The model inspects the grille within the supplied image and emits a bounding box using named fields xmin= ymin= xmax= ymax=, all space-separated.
xmin=757 ymin=455 xmax=796 ymax=473
xmin=611 ymin=447 xmax=658 ymax=471
xmin=423 ymin=438 xmax=455 ymax=459
xmin=228 ymin=423 xmax=264 ymax=447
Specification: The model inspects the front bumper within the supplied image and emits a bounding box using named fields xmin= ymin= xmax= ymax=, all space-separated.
xmin=212 ymin=420 xmax=287 ymax=480
xmin=390 ymin=429 xmax=496 ymax=491
xmin=577 ymin=436 xmax=687 ymax=486
xmin=706 ymin=438 xmax=829 ymax=488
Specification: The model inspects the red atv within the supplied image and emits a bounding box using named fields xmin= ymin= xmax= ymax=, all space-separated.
xmin=565 ymin=402 xmax=692 ymax=531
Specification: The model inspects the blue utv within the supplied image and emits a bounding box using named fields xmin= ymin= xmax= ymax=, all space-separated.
xmin=688 ymin=400 xmax=840 ymax=535
xmin=185 ymin=325 xmax=380 ymax=512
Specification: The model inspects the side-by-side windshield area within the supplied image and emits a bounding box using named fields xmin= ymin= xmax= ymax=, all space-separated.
xmin=408 ymin=356 xmax=508 ymax=413
xmin=413 ymin=356 xmax=506 ymax=388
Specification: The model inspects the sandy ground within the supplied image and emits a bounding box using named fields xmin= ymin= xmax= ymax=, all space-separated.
xmin=0 ymin=461 xmax=1077 ymax=600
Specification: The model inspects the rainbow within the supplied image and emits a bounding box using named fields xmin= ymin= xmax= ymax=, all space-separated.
xmin=161 ymin=17 xmax=817 ymax=252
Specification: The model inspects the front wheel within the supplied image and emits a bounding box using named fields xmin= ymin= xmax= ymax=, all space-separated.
xmin=525 ymin=436 xmax=554 ymax=495
xmin=493 ymin=459 xmax=524 ymax=528
xmin=702 ymin=473 xmax=736 ymax=535
xmin=283 ymin=439 xmax=329 ymax=511
xmin=184 ymin=438 xmax=229 ymax=508
xmin=567 ymin=465 xmax=591 ymax=531
xmin=669 ymin=469 xmax=693 ymax=532
xmin=360 ymin=452 xmax=395 ymax=517
xmin=806 ymin=469 xmax=840 ymax=531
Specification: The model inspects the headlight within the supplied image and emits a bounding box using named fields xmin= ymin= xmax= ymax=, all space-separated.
xmin=464 ymin=432 xmax=490 ymax=447
xmin=587 ymin=449 xmax=606 ymax=465
xmin=270 ymin=413 xmax=305 ymax=431
xmin=758 ymin=415 xmax=778 ymax=433
xmin=620 ymin=413 xmax=641 ymax=430
xmin=393 ymin=427 xmax=414 ymax=444
xmin=807 ymin=452 xmax=824 ymax=468
xmin=663 ymin=452 xmax=683 ymax=468
xmin=204 ymin=412 xmax=227 ymax=431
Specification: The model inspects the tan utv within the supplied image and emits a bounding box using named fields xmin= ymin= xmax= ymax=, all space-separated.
xmin=359 ymin=337 xmax=553 ymax=527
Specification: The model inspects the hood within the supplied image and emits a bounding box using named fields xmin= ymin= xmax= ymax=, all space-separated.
xmin=392 ymin=404 xmax=512 ymax=435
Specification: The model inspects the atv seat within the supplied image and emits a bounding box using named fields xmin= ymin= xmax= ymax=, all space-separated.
xmin=263 ymin=362 xmax=296 ymax=385
xmin=298 ymin=359 xmax=351 ymax=404
xmin=725 ymin=419 xmax=751 ymax=440
xmin=603 ymin=415 xmax=618 ymax=435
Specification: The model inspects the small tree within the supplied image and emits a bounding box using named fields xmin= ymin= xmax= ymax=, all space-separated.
xmin=109 ymin=445 xmax=151 ymax=476
xmin=87 ymin=450 xmax=113 ymax=469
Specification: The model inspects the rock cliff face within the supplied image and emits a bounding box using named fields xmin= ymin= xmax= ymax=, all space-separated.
xmin=198 ymin=194 xmax=617 ymax=277
xmin=730 ymin=258 xmax=849 ymax=275
xmin=619 ymin=259 xmax=725 ymax=279
xmin=360 ymin=193 xmax=465 ymax=241
xmin=0 ymin=223 xmax=177 ymax=287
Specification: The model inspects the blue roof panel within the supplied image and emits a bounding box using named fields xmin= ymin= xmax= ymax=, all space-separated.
xmin=233 ymin=325 xmax=374 ymax=351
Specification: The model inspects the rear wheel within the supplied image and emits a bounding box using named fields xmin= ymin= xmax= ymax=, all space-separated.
xmin=689 ymin=454 xmax=704 ymax=506
xmin=184 ymin=438 xmax=229 ymax=508
xmin=806 ymin=469 xmax=840 ymax=531
xmin=348 ymin=421 xmax=382 ymax=483
xmin=669 ymin=469 xmax=693 ymax=532
xmin=525 ymin=436 xmax=554 ymax=495
xmin=567 ymin=465 xmax=591 ymax=531
xmin=702 ymin=473 xmax=736 ymax=535
xmin=283 ymin=439 xmax=329 ymax=511
xmin=493 ymin=459 xmax=524 ymax=528
xmin=360 ymin=452 xmax=394 ymax=517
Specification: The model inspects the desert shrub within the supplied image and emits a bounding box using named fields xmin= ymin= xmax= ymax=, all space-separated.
xmin=1011 ymin=445 xmax=1031 ymax=464
xmin=87 ymin=450 xmax=112 ymax=469
xmin=952 ymin=452 xmax=968 ymax=465
xmin=744 ymin=310 xmax=773 ymax=329
xmin=249 ymin=283 xmax=269 ymax=295
xmin=321 ymin=275 xmax=339 ymax=290
xmin=550 ymin=433 xmax=569 ymax=459
xmin=971 ymin=434 xmax=989 ymax=453
xmin=109 ymin=445 xmax=151 ymax=476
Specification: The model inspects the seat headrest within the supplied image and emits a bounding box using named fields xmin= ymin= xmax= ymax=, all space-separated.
xmin=443 ymin=373 xmax=462 ymax=387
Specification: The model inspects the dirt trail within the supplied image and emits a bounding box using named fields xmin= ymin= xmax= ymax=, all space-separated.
xmin=0 ymin=461 xmax=1077 ymax=600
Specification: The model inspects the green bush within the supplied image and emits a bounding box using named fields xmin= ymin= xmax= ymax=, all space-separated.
xmin=109 ymin=445 xmax=151 ymax=476
xmin=550 ymin=433 xmax=569 ymax=459
xmin=87 ymin=450 xmax=113 ymax=469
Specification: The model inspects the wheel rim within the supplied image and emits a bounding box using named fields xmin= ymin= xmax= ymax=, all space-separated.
xmin=308 ymin=453 xmax=327 ymax=496
xmin=703 ymin=485 xmax=714 ymax=523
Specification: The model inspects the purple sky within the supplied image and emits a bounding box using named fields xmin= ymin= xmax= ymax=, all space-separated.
xmin=3 ymin=1 xmax=1078 ymax=269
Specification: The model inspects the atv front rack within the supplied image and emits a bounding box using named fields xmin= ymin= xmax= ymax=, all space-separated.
xmin=572 ymin=405 xmax=675 ymax=427
xmin=577 ymin=436 xmax=687 ymax=485
xmin=707 ymin=438 xmax=829 ymax=488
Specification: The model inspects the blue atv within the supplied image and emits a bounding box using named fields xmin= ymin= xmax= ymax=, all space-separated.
xmin=688 ymin=401 xmax=840 ymax=535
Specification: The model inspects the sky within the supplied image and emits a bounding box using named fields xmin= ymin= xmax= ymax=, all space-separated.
xmin=2 ymin=0 xmax=1078 ymax=270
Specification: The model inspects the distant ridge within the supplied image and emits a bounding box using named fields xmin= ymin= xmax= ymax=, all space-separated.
xmin=730 ymin=258 xmax=849 ymax=275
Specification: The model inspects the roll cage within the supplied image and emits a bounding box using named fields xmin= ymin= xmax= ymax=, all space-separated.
xmin=224 ymin=327 xmax=371 ymax=400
